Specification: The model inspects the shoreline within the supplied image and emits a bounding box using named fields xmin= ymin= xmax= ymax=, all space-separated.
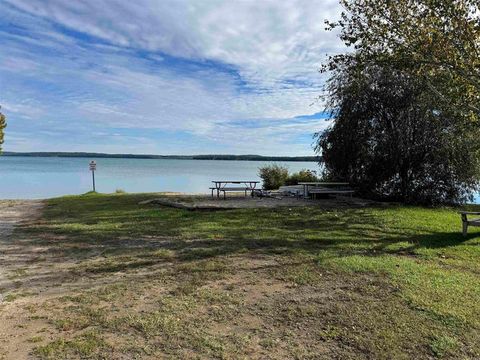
xmin=0 ymin=191 xmax=206 ymax=202
xmin=2 ymin=152 xmax=321 ymax=162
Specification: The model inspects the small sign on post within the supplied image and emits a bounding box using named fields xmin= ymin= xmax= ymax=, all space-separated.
xmin=89 ymin=160 xmax=97 ymax=192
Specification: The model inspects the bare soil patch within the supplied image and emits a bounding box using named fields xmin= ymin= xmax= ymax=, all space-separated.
xmin=0 ymin=200 xmax=43 ymax=237
xmin=141 ymin=194 xmax=375 ymax=210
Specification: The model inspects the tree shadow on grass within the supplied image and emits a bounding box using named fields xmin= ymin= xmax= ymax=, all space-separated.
xmin=4 ymin=196 xmax=479 ymax=287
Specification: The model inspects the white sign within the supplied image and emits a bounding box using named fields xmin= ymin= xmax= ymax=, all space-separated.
xmin=89 ymin=160 xmax=97 ymax=171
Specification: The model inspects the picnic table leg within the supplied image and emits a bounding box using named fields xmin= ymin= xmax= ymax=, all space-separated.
xmin=462 ymin=214 xmax=468 ymax=236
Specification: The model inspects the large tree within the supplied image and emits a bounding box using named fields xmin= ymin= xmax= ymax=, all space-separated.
xmin=325 ymin=0 xmax=480 ymax=117
xmin=0 ymin=106 xmax=6 ymax=153
xmin=317 ymin=63 xmax=480 ymax=204
xmin=317 ymin=0 xmax=480 ymax=204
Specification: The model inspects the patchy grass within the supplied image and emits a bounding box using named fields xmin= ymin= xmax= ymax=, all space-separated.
xmin=430 ymin=335 xmax=461 ymax=358
xmin=27 ymin=336 xmax=43 ymax=344
xmin=3 ymin=291 xmax=34 ymax=303
xmin=3 ymin=192 xmax=480 ymax=359
xmin=34 ymin=330 xmax=109 ymax=359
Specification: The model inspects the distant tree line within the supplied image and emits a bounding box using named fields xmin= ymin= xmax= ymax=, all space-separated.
xmin=317 ymin=0 xmax=480 ymax=205
xmin=2 ymin=152 xmax=192 ymax=159
xmin=192 ymin=155 xmax=319 ymax=162
xmin=2 ymin=152 xmax=319 ymax=162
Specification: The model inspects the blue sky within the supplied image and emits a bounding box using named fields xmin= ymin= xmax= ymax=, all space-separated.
xmin=0 ymin=0 xmax=342 ymax=155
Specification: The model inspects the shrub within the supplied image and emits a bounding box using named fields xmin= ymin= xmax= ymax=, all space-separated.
xmin=258 ymin=165 xmax=289 ymax=190
xmin=285 ymin=170 xmax=319 ymax=186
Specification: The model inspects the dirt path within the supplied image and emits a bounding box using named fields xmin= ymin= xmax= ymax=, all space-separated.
xmin=0 ymin=200 xmax=44 ymax=238
xmin=0 ymin=200 xmax=44 ymax=296
xmin=0 ymin=200 xmax=44 ymax=359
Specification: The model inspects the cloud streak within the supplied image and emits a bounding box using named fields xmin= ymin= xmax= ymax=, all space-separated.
xmin=0 ymin=0 xmax=342 ymax=155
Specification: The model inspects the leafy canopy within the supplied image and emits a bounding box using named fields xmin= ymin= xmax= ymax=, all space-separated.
xmin=0 ymin=106 xmax=6 ymax=153
xmin=325 ymin=0 xmax=480 ymax=116
xmin=317 ymin=0 xmax=480 ymax=204
xmin=317 ymin=63 xmax=480 ymax=204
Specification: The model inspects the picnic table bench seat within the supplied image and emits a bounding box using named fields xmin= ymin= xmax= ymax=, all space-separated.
xmin=460 ymin=211 xmax=480 ymax=236
xmin=298 ymin=182 xmax=354 ymax=199
xmin=308 ymin=187 xmax=355 ymax=199
xmin=209 ymin=186 xmax=256 ymax=199
xmin=308 ymin=188 xmax=355 ymax=194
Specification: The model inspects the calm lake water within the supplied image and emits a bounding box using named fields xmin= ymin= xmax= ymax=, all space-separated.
xmin=0 ymin=156 xmax=320 ymax=199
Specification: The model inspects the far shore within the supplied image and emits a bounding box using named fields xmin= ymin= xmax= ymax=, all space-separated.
xmin=2 ymin=151 xmax=321 ymax=162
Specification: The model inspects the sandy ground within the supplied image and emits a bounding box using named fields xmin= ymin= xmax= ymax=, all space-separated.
xmin=0 ymin=201 xmax=44 ymax=359
xmin=143 ymin=194 xmax=375 ymax=210
xmin=0 ymin=201 xmax=43 ymax=238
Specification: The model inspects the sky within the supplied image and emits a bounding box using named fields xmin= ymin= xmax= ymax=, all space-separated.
xmin=0 ymin=0 xmax=343 ymax=156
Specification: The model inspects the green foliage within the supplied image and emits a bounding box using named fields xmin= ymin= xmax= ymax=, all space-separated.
xmin=0 ymin=106 xmax=6 ymax=153
xmin=259 ymin=166 xmax=319 ymax=189
xmin=318 ymin=1 xmax=480 ymax=204
xmin=258 ymin=164 xmax=289 ymax=190
xmin=325 ymin=0 xmax=480 ymax=117
xmin=317 ymin=64 xmax=480 ymax=204
xmin=285 ymin=169 xmax=319 ymax=186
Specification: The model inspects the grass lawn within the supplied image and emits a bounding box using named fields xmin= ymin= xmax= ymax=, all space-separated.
xmin=1 ymin=193 xmax=480 ymax=359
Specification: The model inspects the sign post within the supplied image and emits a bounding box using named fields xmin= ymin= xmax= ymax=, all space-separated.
xmin=89 ymin=160 xmax=97 ymax=192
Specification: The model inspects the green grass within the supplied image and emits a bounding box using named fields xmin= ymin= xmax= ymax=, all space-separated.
xmin=34 ymin=330 xmax=109 ymax=359
xmin=14 ymin=192 xmax=480 ymax=359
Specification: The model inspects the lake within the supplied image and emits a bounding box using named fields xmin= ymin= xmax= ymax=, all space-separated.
xmin=0 ymin=156 xmax=320 ymax=199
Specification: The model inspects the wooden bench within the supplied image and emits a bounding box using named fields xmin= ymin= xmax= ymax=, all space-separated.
xmin=298 ymin=182 xmax=353 ymax=199
xmin=308 ymin=188 xmax=355 ymax=199
xmin=460 ymin=211 xmax=480 ymax=236
xmin=210 ymin=187 xmax=255 ymax=199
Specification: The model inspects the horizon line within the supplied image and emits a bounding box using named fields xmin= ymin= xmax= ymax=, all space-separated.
xmin=2 ymin=151 xmax=321 ymax=161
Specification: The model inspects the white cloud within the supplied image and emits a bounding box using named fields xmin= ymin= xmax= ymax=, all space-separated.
xmin=1 ymin=0 xmax=343 ymax=154
xmin=6 ymin=0 xmax=343 ymax=82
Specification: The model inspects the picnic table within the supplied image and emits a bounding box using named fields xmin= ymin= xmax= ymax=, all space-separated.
xmin=459 ymin=211 xmax=480 ymax=236
xmin=210 ymin=180 xmax=260 ymax=199
xmin=298 ymin=182 xmax=353 ymax=199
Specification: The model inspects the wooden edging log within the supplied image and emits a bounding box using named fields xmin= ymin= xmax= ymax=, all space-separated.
xmin=138 ymin=198 xmax=236 ymax=211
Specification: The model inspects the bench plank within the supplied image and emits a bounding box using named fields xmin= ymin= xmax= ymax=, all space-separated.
xmin=210 ymin=186 xmax=255 ymax=199
xmin=308 ymin=189 xmax=354 ymax=194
